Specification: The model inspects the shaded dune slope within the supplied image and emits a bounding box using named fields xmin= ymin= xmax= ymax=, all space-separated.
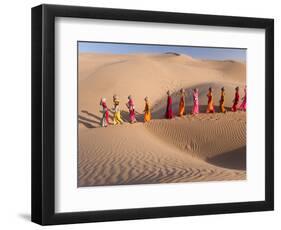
xmin=79 ymin=53 xmax=246 ymax=128
xmin=144 ymin=112 xmax=246 ymax=167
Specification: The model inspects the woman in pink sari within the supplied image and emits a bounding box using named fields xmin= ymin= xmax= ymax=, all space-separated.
xmin=232 ymin=87 xmax=240 ymax=112
xmin=165 ymin=90 xmax=173 ymax=119
xmin=239 ymin=86 xmax=246 ymax=111
xmin=126 ymin=95 xmax=137 ymax=123
xmin=192 ymin=88 xmax=199 ymax=114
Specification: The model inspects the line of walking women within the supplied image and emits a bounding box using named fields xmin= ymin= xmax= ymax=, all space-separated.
xmin=100 ymin=94 xmax=150 ymax=127
xmin=99 ymin=86 xmax=246 ymax=127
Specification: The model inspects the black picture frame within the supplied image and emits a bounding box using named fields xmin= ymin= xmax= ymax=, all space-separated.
xmin=31 ymin=4 xmax=274 ymax=225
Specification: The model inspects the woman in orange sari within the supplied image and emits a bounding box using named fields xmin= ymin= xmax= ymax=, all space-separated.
xmin=219 ymin=87 xmax=226 ymax=113
xmin=178 ymin=88 xmax=185 ymax=117
xmin=206 ymin=87 xmax=215 ymax=113
xmin=144 ymin=97 xmax=151 ymax=122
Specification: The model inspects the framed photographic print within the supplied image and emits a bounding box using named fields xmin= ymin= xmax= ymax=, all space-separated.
xmin=31 ymin=4 xmax=274 ymax=225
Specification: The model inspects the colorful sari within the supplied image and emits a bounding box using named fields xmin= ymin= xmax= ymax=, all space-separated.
xmin=239 ymin=88 xmax=246 ymax=111
xmin=232 ymin=92 xmax=240 ymax=112
xmin=113 ymin=100 xmax=123 ymax=125
xmin=192 ymin=90 xmax=199 ymax=114
xmin=100 ymin=101 xmax=109 ymax=127
xmin=166 ymin=96 xmax=173 ymax=119
xmin=206 ymin=92 xmax=215 ymax=113
xmin=219 ymin=91 xmax=226 ymax=113
xmin=144 ymin=101 xmax=151 ymax=122
xmin=127 ymin=98 xmax=137 ymax=123
xmin=178 ymin=95 xmax=185 ymax=117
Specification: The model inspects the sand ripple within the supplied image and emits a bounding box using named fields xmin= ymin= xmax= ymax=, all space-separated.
xmin=78 ymin=113 xmax=246 ymax=187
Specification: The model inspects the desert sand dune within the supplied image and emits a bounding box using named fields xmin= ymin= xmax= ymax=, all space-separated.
xmin=145 ymin=112 xmax=246 ymax=162
xmin=78 ymin=52 xmax=246 ymax=186
xmin=78 ymin=115 xmax=246 ymax=187
xmin=79 ymin=53 xmax=246 ymax=127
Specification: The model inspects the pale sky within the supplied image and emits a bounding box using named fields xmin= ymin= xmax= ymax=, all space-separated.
xmin=78 ymin=41 xmax=246 ymax=62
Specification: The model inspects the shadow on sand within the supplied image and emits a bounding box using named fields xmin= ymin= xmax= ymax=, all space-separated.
xmin=78 ymin=104 xmax=233 ymax=129
xmin=207 ymin=146 xmax=246 ymax=170
xmin=78 ymin=108 xmax=246 ymax=171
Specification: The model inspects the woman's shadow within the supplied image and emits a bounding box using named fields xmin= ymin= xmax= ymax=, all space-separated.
xmin=79 ymin=109 xmax=117 ymax=128
xmin=79 ymin=110 xmax=101 ymax=128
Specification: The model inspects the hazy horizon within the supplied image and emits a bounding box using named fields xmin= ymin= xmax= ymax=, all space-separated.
xmin=78 ymin=41 xmax=246 ymax=62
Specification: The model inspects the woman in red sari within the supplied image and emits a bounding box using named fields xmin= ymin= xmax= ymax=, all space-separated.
xmin=231 ymin=86 xmax=240 ymax=112
xmin=100 ymin=97 xmax=109 ymax=127
xmin=165 ymin=90 xmax=173 ymax=119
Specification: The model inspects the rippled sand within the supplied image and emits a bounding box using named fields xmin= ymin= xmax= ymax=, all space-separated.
xmin=78 ymin=52 xmax=246 ymax=186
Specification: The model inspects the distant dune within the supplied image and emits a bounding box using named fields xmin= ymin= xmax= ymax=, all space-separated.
xmin=78 ymin=52 xmax=246 ymax=186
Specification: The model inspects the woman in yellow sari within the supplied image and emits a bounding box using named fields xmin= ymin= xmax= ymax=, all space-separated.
xmin=144 ymin=96 xmax=151 ymax=122
xmin=113 ymin=95 xmax=123 ymax=125
xmin=178 ymin=88 xmax=185 ymax=117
